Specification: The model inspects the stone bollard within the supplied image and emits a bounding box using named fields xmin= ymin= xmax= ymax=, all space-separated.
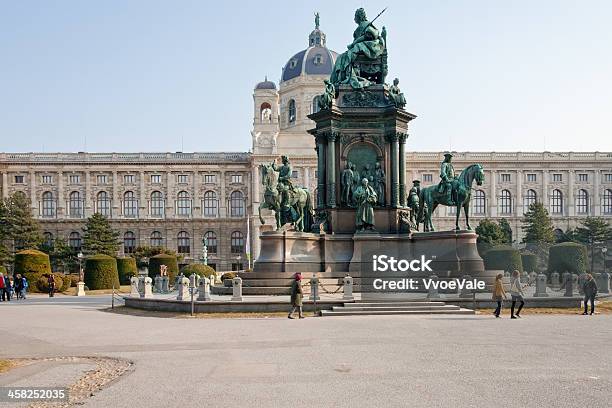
xmin=529 ymin=272 xmax=537 ymax=284
xmin=572 ymin=274 xmax=579 ymax=295
xmin=161 ymin=276 xmax=169 ymax=293
xmin=521 ymin=272 xmax=529 ymax=284
xmin=309 ymin=275 xmax=320 ymax=301
xmin=459 ymin=275 xmax=472 ymax=298
xmin=130 ymin=277 xmax=140 ymax=296
xmin=597 ymin=271 xmax=610 ymax=294
xmin=231 ymin=276 xmax=243 ymax=301
xmin=154 ymin=276 xmax=163 ymax=293
xmin=563 ymin=273 xmax=574 ymax=297
xmin=577 ymin=273 xmax=587 ymax=295
xmin=504 ymin=271 xmax=511 ymax=278
xmin=534 ymin=273 xmax=548 ymax=297
xmin=427 ymin=275 xmax=441 ymax=299
xmin=198 ymin=276 xmax=211 ymax=301
xmin=176 ymin=277 xmax=190 ymax=301
xmin=550 ymin=272 xmax=560 ymax=290
xmin=138 ymin=276 xmax=145 ymax=294
xmin=76 ymin=281 xmax=86 ymax=297
xmin=142 ymin=277 xmax=153 ymax=298
xmin=342 ymin=275 xmax=354 ymax=301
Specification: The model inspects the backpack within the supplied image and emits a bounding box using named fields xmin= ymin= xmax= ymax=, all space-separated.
xmin=23 ymin=278 xmax=28 ymax=289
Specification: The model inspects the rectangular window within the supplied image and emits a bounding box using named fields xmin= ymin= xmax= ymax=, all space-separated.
xmin=605 ymin=174 xmax=612 ymax=183
xmin=124 ymin=174 xmax=135 ymax=184
xmin=151 ymin=175 xmax=161 ymax=184
xmin=578 ymin=173 xmax=588 ymax=182
xmin=41 ymin=175 xmax=53 ymax=184
xmin=96 ymin=175 xmax=107 ymax=184
xmin=552 ymin=173 xmax=562 ymax=182
xmin=501 ymin=174 xmax=511 ymax=182
xmin=204 ymin=174 xmax=216 ymax=183
xmin=314 ymin=171 xmax=318 ymax=179
xmin=422 ymin=174 xmax=433 ymax=182
xmin=69 ymin=174 xmax=80 ymax=184
xmin=14 ymin=175 xmax=24 ymax=183
xmin=177 ymin=174 xmax=188 ymax=184
xmin=292 ymin=170 xmax=298 ymax=178
xmin=526 ymin=173 xmax=536 ymax=182
xmin=231 ymin=174 xmax=243 ymax=183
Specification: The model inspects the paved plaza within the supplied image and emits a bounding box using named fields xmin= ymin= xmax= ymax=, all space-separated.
xmin=1 ymin=295 xmax=611 ymax=408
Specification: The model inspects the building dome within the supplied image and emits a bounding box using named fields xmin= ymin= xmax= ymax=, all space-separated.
xmin=281 ymin=25 xmax=337 ymax=83
xmin=255 ymin=77 xmax=277 ymax=90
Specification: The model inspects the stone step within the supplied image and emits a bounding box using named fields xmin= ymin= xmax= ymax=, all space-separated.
xmin=342 ymin=301 xmax=447 ymax=307
xmin=321 ymin=308 xmax=475 ymax=316
xmin=211 ymin=286 xmax=291 ymax=296
xmin=238 ymin=278 xmax=343 ymax=287
xmin=331 ymin=305 xmax=461 ymax=312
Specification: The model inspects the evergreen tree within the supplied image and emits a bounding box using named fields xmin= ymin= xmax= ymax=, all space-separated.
xmin=475 ymin=218 xmax=510 ymax=255
xmin=555 ymin=228 xmax=578 ymax=243
xmin=498 ymin=218 xmax=513 ymax=244
xmin=5 ymin=191 xmax=42 ymax=251
xmin=40 ymin=237 xmax=77 ymax=273
xmin=82 ymin=213 xmax=120 ymax=256
xmin=0 ymin=200 xmax=12 ymax=266
xmin=521 ymin=202 xmax=555 ymax=244
xmin=575 ymin=217 xmax=612 ymax=272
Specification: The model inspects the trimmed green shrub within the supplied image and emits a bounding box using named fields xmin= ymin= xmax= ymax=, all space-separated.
xmin=0 ymin=265 xmax=6 ymax=275
xmin=84 ymin=254 xmax=119 ymax=290
xmin=14 ymin=249 xmax=51 ymax=276
xmin=547 ymin=242 xmax=588 ymax=275
xmin=148 ymin=254 xmax=179 ymax=281
xmin=483 ymin=245 xmax=523 ymax=273
xmin=221 ymin=272 xmax=236 ymax=287
xmin=521 ymin=252 xmax=537 ymax=273
xmin=35 ymin=273 xmax=64 ymax=293
xmin=180 ymin=264 xmax=216 ymax=279
xmin=117 ymin=257 xmax=137 ymax=285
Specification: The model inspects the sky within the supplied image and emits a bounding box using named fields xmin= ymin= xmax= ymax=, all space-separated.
xmin=1 ymin=0 xmax=611 ymax=153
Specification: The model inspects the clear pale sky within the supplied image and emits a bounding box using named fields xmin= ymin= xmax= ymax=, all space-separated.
xmin=1 ymin=0 xmax=611 ymax=153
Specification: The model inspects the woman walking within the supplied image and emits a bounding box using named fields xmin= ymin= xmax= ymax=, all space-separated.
xmin=47 ymin=273 xmax=56 ymax=298
xmin=288 ymin=273 xmax=304 ymax=319
xmin=510 ymin=270 xmax=526 ymax=319
xmin=492 ymin=273 xmax=507 ymax=318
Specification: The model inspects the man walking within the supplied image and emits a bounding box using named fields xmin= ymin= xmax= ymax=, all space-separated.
xmin=0 ymin=271 xmax=6 ymax=301
xmin=582 ymin=273 xmax=598 ymax=315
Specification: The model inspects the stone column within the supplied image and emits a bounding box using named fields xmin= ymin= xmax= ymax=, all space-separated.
xmin=489 ymin=170 xmax=497 ymax=217
xmin=1 ymin=171 xmax=8 ymax=199
xmin=29 ymin=170 xmax=37 ymax=216
xmin=516 ymin=169 xmax=522 ymax=215
xmin=594 ymin=170 xmax=600 ymax=216
xmin=398 ymin=133 xmax=407 ymax=207
xmin=111 ymin=170 xmax=119 ymax=217
xmin=542 ymin=170 xmax=549 ymax=211
xmin=303 ymin=167 xmax=310 ymax=191
xmin=219 ymin=170 xmax=226 ymax=217
xmin=316 ymin=136 xmax=326 ymax=208
xmin=139 ymin=170 xmax=146 ymax=218
xmin=568 ymin=169 xmax=575 ymax=216
xmin=84 ymin=170 xmax=92 ymax=217
xmin=389 ymin=133 xmax=399 ymax=208
xmin=326 ymin=133 xmax=337 ymax=208
xmin=167 ymin=170 xmax=175 ymax=218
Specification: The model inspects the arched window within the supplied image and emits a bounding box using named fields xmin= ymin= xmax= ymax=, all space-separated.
xmin=553 ymin=228 xmax=564 ymax=242
xmin=42 ymin=191 xmax=56 ymax=218
xmin=604 ymin=189 xmax=612 ymax=215
xmin=203 ymin=191 xmax=218 ymax=217
xmin=177 ymin=191 xmax=191 ymax=216
xmin=473 ymin=190 xmax=486 ymax=215
xmin=150 ymin=191 xmax=164 ymax=217
xmin=576 ymin=189 xmax=589 ymax=214
xmin=150 ymin=231 xmax=163 ymax=247
xmin=312 ymin=96 xmax=321 ymax=114
xmin=69 ymin=191 xmax=83 ymax=218
xmin=551 ymin=189 xmax=563 ymax=214
xmin=124 ymin=231 xmax=136 ymax=254
xmin=499 ymin=190 xmax=512 ymax=215
xmin=524 ymin=189 xmax=537 ymax=212
xmin=204 ymin=231 xmax=217 ymax=254
xmin=260 ymin=102 xmax=272 ymax=122
xmin=231 ymin=231 xmax=244 ymax=254
xmin=123 ymin=191 xmax=137 ymax=217
xmin=43 ymin=232 xmax=54 ymax=248
xmin=177 ymin=231 xmax=190 ymax=254
xmin=96 ymin=191 xmax=111 ymax=216
xmin=288 ymin=99 xmax=296 ymax=124
xmin=69 ymin=232 xmax=81 ymax=251
xmin=230 ymin=191 xmax=245 ymax=217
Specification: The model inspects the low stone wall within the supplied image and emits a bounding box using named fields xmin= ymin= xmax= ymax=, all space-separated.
xmin=447 ymin=297 xmax=583 ymax=309
xmin=124 ymin=297 xmax=348 ymax=313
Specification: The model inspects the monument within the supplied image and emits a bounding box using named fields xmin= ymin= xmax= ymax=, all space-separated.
xmin=249 ymin=8 xmax=495 ymax=295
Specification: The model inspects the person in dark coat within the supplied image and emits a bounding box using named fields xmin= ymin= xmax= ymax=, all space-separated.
xmin=0 ymin=271 xmax=6 ymax=301
xmin=14 ymin=274 xmax=23 ymax=300
xmin=288 ymin=273 xmax=304 ymax=319
xmin=582 ymin=273 xmax=598 ymax=315
xmin=47 ymin=274 xmax=56 ymax=298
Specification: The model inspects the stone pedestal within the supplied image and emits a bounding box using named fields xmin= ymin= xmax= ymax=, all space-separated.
xmin=130 ymin=277 xmax=139 ymax=297
xmin=154 ymin=276 xmax=163 ymax=293
xmin=577 ymin=273 xmax=587 ymax=295
xmin=76 ymin=282 xmax=86 ymax=297
xmin=161 ymin=276 xmax=169 ymax=293
xmin=563 ymin=273 xmax=574 ymax=297
xmin=534 ymin=273 xmax=549 ymax=297
xmin=427 ymin=275 xmax=441 ymax=299
xmin=550 ymin=272 xmax=560 ymax=289
xmin=142 ymin=277 xmax=153 ymax=299
xmin=459 ymin=275 xmax=473 ymax=298
xmin=342 ymin=275 xmax=354 ymax=301
xmin=198 ymin=277 xmax=211 ymax=301
xmin=177 ymin=277 xmax=190 ymax=301
xmin=231 ymin=277 xmax=243 ymax=301
xmin=597 ymin=272 xmax=610 ymax=294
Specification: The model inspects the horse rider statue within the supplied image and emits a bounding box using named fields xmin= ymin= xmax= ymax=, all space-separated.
xmin=438 ymin=152 xmax=457 ymax=205
xmin=272 ymin=155 xmax=294 ymax=209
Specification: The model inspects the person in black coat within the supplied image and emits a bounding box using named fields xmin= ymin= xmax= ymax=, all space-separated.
xmin=582 ymin=273 xmax=598 ymax=315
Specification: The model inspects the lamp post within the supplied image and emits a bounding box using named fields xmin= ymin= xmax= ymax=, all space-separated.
xmin=602 ymin=247 xmax=608 ymax=273
xmin=77 ymin=252 xmax=84 ymax=282
xmin=201 ymin=242 xmax=208 ymax=266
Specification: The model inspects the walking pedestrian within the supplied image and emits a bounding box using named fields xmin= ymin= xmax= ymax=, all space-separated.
xmin=14 ymin=274 xmax=23 ymax=300
xmin=20 ymin=275 xmax=28 ymax=300
xmin=288 ymin=273 xmax=304 ymax=319
xmin=47 ymin=273 xmax=56 ymax=298
xmin=0 ymin=271 xmax=6 ymax=301
xmin=5 ymin=276 xmax=13 ymax=301
xmin=582 ymin=273 xmax=598 ymax=315
xmin=510 ymin=270 xmax=526 ymax=319
xmin=492 ymin=273 xmax=508 ymax=318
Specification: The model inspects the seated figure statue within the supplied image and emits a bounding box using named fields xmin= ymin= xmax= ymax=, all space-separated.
xmin=330 ymin=8 xmax=387 ymax=90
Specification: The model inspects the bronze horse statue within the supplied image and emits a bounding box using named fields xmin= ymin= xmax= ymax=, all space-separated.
xmin=418 ymin=164 xmax=485 ymax=232
xmin=258 ymin=163 xmax=313 ymax=232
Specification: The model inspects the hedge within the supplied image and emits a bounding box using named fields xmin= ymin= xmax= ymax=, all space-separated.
xmin=84 ymin=254 xmax=120 ymax=290
xmin=14 ymin=249 xmax=51 ymax=276
xmin=148 ymin=254 xmax=179 ymax=281
xmin=0 ymin=265 xmax=6 ymax=275
xmin=521 ymin=252 xmax=537 ymax=273
xmin=483 ymin=245 xmax=523 ymax=273
xmin=547 ymin=242 xmax=588 ymax=275
xmin=180 ymin=264 xmax=216 ymax=280
xmin=34 ymin=273 xmax=68 ymax=293
xmin=117 ymin=257 xmax=137 ymax=285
